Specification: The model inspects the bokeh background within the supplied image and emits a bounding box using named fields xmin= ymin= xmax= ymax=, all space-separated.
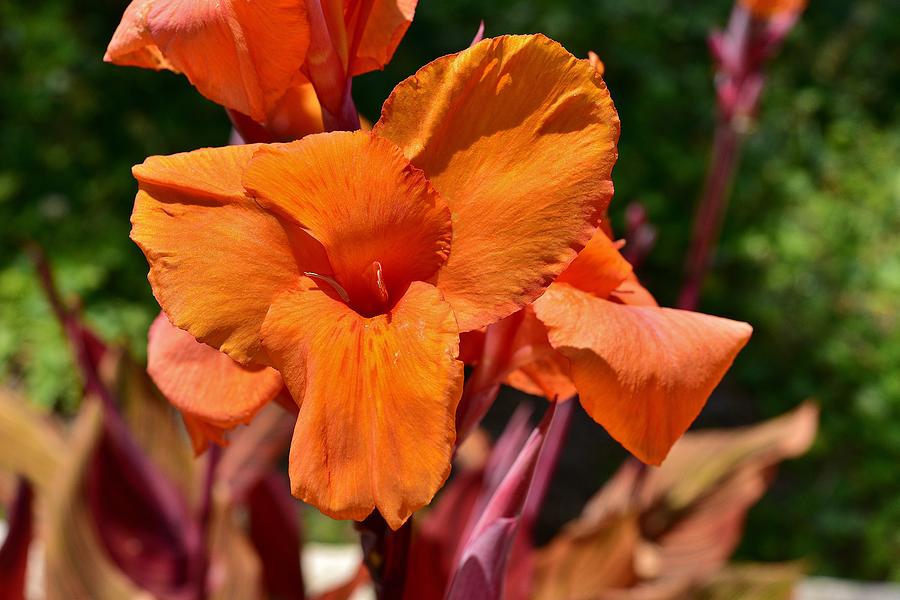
xmin=1 ymin=0 xmax=898 ymax=582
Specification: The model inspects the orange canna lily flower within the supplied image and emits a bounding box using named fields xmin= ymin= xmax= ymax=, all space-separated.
xmin=105 ymin=0 xmax=415 ymax=136
xmin=494 ymin=232 xmax=752 ymax=465
xmin=130 ymin=35 xmax=620 ymax=528
xmin=739 ymin=0 xmax=807 ymax=18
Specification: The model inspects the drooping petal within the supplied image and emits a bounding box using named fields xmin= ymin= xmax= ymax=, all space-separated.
xmin=556 ymin=232 xmax=632 ymax=298
xmin=374 ymin=34 xmax=620 ymax=331
xmin=243 ymin=131 xmax=451 ymax=316
xmin=106 ymin=0 xmax=310 ymax=123
xmin=347 ymin=0 xmax=417 ymax=76
xmin=261 ymin=280 xmax=463 ymax=529
xmin=146 ymin=313 xmax=283 ymax=453
xmin=533 ymin=284 xmax=752 ymax=465
xmin=131 ymin=145 xmax=330 ymax=364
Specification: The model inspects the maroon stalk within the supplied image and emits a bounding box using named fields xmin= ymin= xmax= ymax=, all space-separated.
xmin=678 ymin=123 xmax=743 ymax=311
xmin=356 ymin=513 xmax=413 ymax=600
xmin=677 ymin=2 xmax=803 ymax=310
xmin=0 ymin=479 xmax=34 ymax=600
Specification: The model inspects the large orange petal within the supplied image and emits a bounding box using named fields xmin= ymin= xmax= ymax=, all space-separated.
xmin=374 ymin=34 xmax=620 ymax=332
xmin=108 ymin=0 xmax=310 ymax=123
xmin=131 ymin=145 xmax=330 ymax=364
xmin=556 ymin=232 xmax=633 ymax=299
xmin=147 ymin=313 xmax=284 ymax=453
xmin=347 ymin=0 xmax=417 ymax=75
xmin=243 ymin=131 xmax=451 ymax=316
xmin=261 ymin=280 xmax=463 ymax=528
xmin=533 ymin=284 xmax=752 ymax=465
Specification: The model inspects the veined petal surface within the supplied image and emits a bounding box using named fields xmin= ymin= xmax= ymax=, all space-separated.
xmin=375 ymin=34 xmax=620 ymax=331
xmin=131 ymin=145 xmax=329 ymax=364
xmin=243 ymin=131 xmax=451 ymax=315
xmin=261 ymin=280 xmax=463 ymax=528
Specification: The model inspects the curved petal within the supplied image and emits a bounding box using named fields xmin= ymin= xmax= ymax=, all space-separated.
xmin=104 ymin=0 xmax=174 ymax=70
xmin=374 ymin=34 xmax=620 ymax=331
xmin=348 ymin=0 xmax=417 ymax=75
xmin=243 ymin=131 xmax=451 ymax=316
xmin=261 ymin=280 xmax=463 ymax=529
xmin=147 ymin=313 xmax=284 ymax=453
xmin=131 ymin=145 xmax=330 ymax=364
xmin=533 ymin=284 xmax=752 ymax=465
xmin=556 ymin=232 xmax=633 ymax=298
xmin=108 ymin=0 xmax=310 ymax=123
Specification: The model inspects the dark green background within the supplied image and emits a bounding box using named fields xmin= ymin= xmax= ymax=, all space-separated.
xmin=2 ymin=0 xmax=899 ymax=580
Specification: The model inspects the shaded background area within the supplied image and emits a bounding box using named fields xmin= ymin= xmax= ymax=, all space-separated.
xmin=1 ymin=0 xmax=898 ymax=581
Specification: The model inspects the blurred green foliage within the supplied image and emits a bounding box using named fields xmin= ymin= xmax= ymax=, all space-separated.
xmin=1 ymin=0 xmax=898 ymax=581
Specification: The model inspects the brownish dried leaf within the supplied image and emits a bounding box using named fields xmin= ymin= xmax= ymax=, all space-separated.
xmin=0 ymin=389 xmax=65 ymax=492
xmin=532 ymin=403 xmax=818 ymax=600
xmin=691 ymin=562 xmax=803 ymax=600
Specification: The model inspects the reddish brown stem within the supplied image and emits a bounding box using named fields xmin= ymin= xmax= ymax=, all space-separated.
xmin=678 ymin=2 xmax=802 ymax=310
xmin=27 ymin=244 xmax=115 ymax=410
xmin=677 ymin=123 xmax=743 ymax=311
xmin=357 ymin=513 xmax=412 ymax=600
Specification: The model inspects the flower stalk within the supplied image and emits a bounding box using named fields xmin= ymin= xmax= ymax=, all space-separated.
xmin=678 ymin=1 xmax=803 ymax=310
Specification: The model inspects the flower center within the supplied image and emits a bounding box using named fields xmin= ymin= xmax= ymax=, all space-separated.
xmin=305 ymin=260 xmax=393 ymax=317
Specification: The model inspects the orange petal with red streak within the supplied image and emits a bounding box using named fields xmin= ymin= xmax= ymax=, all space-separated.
xmin=533 ymin=284 xmax=752 ymax=465
xmin=261 ymin=280 xmax=463 ymax=529
xmin=243 ymin=131 xmax=451 ymax=316
xmin=374 ymin=34 xmax=620 ymax=332
xmin=147 ymin=313 xmax=283 ymax=453
xmin=131 ymin=144 xmax=330 ymax=364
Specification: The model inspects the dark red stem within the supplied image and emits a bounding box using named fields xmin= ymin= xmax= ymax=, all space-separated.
xmin=677 ymin=2 xmax=800 ymax=309
xmin=0 ymin=479 xmax=34 ymax=599
xmin=677 ymin=123 xmax=743 ymax=311
xmin=356 ymin=513 xmax=412 ymax=600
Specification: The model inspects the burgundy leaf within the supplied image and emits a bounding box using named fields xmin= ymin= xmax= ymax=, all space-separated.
xmin=0 ymin=480 xmax=33 ymax=600
xmin=247 ymin=473 xmax=305 ymax=600
xmin=445 ymin=518 xmax=517 ymax=600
